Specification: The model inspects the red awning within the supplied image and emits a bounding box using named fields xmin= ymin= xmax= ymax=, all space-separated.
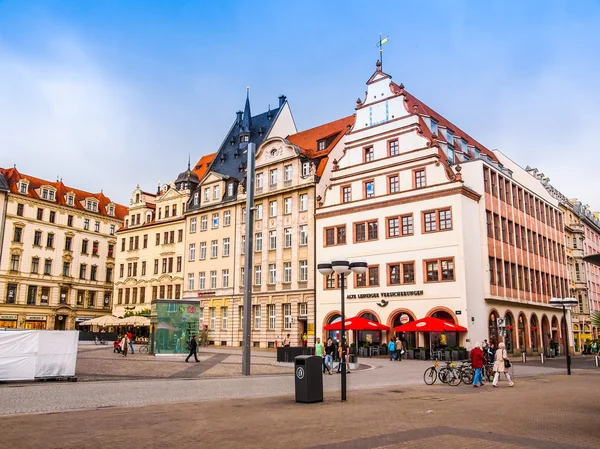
xmin=394 ymin=317 xmax=467 ymax=333
xmin=324 ymin=316 xmax=390 ymax=331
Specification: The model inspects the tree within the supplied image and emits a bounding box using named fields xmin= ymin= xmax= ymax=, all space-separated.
xmin=124 ymin=308 xmax=151 ymax=318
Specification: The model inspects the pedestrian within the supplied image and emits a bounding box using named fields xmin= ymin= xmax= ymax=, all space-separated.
xmin=395 ymin=337 xmax=403 ymax=361
xmin=121 ymin=332 xmax=129 ymax=357
xmin=127 ymin=330 xmax=134 ymax=354
xmin=470 ymin=342 xmax=486 ymax=387
xmin=283 ymin=333 xmax=291 ymax=347
xmin=388 ymin=338 xmax=396 ymax=361
xmin=200 ymin=324 xmax=209 ymax=347
xmin=337 ymin=339 xmax=350 ymax=373
xmin=492 ymin=342 xmax=514 ymax=387
xmin=185 ymin=335 xmax=199 ymax=363
xmin=315 ymin=337 xmax=326 ymax=373
xmin=324 ymin=338 xmax=335 ymax=375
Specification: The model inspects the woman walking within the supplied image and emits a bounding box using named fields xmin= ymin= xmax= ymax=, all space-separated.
xmin=120 ymin=332 xmax=129 ymax=357
xmin=492 ymin=342 xmax=514 ymax=387
xmin=324 ymin=338 xmax=335 ymax=375
xmin=470 ymin=342 xmax=486 ymax=387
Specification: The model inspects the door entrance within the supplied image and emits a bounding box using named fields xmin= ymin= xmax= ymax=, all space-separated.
xmin=54 ymin=315 xmax=67 ymax=330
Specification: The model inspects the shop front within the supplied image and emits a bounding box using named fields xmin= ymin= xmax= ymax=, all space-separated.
xmin=0 ymin=314 xmax=18 ymax=328
xmin=152 ymin=299 xmax=200 ymax=354
xmin=24 ymin=315 xmax=47 ymax=329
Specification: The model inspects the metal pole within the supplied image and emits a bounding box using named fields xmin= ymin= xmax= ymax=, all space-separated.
xmin=562 ymin=304 xmax=571 ymax=375
xmin=242 ymin=143 xmax=255 ymax=376
xmin=340 ymin=272 xmax=346 ymax=401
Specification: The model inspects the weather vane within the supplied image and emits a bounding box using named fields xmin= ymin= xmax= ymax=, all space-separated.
xmin=376 ymin=33 xmax=389 ymax=69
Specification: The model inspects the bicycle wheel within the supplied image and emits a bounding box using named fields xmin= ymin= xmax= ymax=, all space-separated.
xmin=438 ymin=367 xmax=449 ymax=384
xmin=485 ymin=366 xmax=494 ymax=382
xmin=139 ymin=345 xmax=148 ymax=354
xmin=423 ymin=367 xmax=437 ymax=385
xmin=447 ymin=369 xmax=461 ymax=386
xmin=461 ymin=368 xmax=474 ymax=385
xmin=94 ymin=338 xmax=99 ymax=346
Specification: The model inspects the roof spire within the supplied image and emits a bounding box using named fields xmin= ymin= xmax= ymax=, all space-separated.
xmin=188 ymin=154 xmax=191 ymax=170
xmin=241 ymin=87 xmax=252 ymax=133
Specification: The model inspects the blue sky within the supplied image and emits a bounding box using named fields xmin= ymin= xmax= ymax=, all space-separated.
xmin=1 ymin=0 xmax=599 ymax=209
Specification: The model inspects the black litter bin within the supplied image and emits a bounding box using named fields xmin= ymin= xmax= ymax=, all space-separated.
xmin=294 ymin=355 xmax=323 ymax=403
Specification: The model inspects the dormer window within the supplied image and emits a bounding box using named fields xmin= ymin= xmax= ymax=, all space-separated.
xmin=430 ymin=118 xmax=438 ymax=135
xmin=67 ymin=194 xmax=74 ymax=206
xmin=86 ymin=200 xmax=98 ymax=212
xmin=204 ymin=188 xmax=210 ymax=202
xmin=446 ymin=129 xmax=454 ymax=147
xmin=317 ymin=139 xmax=326 ymax=151
xmin=19 ymin=182 xmax=28 ymax=194
xmin=135 ymin=193 xmax=140 ymax=203
xmin=302 ymin=162 xmax=311 ymax=177
xmin=193 ymin=192 xmax=199 ymax=206
xmin=240 ymin=135 xmax=250 ymax=143
xmin=460 ymin=139 xmax=467 ymax=153
xmin=213 ymin=185 xmax=220 ymax=200
xmin=227 ymin=183 xmax=234 ymax=197
xmin=108 ymin=205 xmax=114 ymax=216
xmin=41 ymin=188 xmax=55 ymax=201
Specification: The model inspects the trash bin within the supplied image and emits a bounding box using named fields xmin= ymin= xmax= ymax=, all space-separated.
xmin=294 ymin=355 xmax=323 ymax=403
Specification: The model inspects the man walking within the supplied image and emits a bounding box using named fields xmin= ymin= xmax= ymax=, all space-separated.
xmin=185 ymin=335 xmax=199 ymax=363
xmin=127 ymin=330 xmax=134 ymax=354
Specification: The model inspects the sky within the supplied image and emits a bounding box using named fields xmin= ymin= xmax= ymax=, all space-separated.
xmin=1 ymin=0 xmax=599 ymax=209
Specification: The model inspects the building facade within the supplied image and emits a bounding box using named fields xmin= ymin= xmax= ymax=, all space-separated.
xmin=0 ymin=167 xmax=126 ymax=330
xmin=315 ymin=62 xmax=570 ymax=355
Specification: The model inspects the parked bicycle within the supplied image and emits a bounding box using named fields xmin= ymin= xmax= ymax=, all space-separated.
xmin=94 ymin=336 xmax=107 ymax=345
xmin=456 ymin=361 xmax=474 ymax=385
xmin=423 ymin=360 xmax=461 ymax=386
xmin=138 ymin=343 xmax=149 ymax=354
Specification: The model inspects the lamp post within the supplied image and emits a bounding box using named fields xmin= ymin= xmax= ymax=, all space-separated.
xmin=549 ymin=297 xmax=579 ymax=375
xmin=318 ymin=257 xmax=367 ymax=401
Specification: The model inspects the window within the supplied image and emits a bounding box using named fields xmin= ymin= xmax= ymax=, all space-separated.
xmin=240 ymin=267 xmax=245 ymax=285
xmin=402 ymin=215 xmax=414 ymax=235
xmin=268 ymin=304 xmax=276 ymax=330
xmin=62 ymin=261 xmax=70 ymax=277
xmin=425 ymin=258 xmax=455 ymax=282
xmin=270 ymin=169 xmax=278 ymax=185
xmin=254 ymin=265 xmax=262 ymax=285
xmin=201 ymin=215 xmax=208 ymax=231
xmin=190 ymin=218 xmax=197 ymax=233
xmin=223 ymin=238 xmax=230 ymax=257
xmin=285 ymin=228 xmax=292 ymax=247
xmin=37 ymin=208 xmax=44 ymax=220
xmin=284 ymin=197 xmax=292 ymax=214
xmin=189 ymin=243 xmax=196 ymax=261
xmin=430 ymin=118 xmax=438 ymax=135
xmin=17 ymin=203 xmax=24 ymax=216
xmin=177 ymin=256 xmax=182 ymax=272
xmin=388 ymin=175 xmax=399 ymax=194
xmin=200 ymin=242 xmax=207 ymax=260
xmin=33 ymin=230 xmax=42 ymax=246
xmin=324 ymin=225 xmax=346 ymax=246
xmin=342 ymin=185 xmax=352 ymax=203
xmin=210 ymin=271 xmax=217 ymax=289
xmin=255 ymin=233 xmax=263 ymax=252
xmin=368 ymin=266 xmax=379 ymax=286
xmin=284 ymin=165 xmax=292 ymax=181
xmin=211 ymin=240 xmax=218 ymax=258
xmin=90 ymin=265 xmax=97 ymax=281
xmin=269 ymin=230 xmax=277 ymax=250
xmin=302 ymin=162 xmax=311 ymax=177
xmin=49 ymin=211 xmax=56 ymax=223
xmin=299 ymin=260 xmax=308 ymax=282
xmin=204 ymin=188 xmax=210 ymax=202
xmin=299 ymin=194 xmax=308 ymax=211
xmin=46 ymin=233 xmax=54 ymax=248
xmin=44 ymin=259 xmax=52 ymax=275
xmin=423 ymin=209 xmax=452 ymax=232
xmin=241 ymin=235 xmax=246 ymax=254
xmin=212 ymin=213 xmax=219 ymax=228
xmin=388 ymin=140 xmax=399 ymax=156
xmin=270 ymin=201 xmax=277 ymax=217
xmin=199 ymin=272 xmax=206 ymax=290
xmin=414 ymin=169 xmax=426 ymax=189
xmin=284 ymin=262 xmax=292 ymax=283
xmin=193 ymin=192 xmax=199 ymax=206
xmin=83 ymin=219 xmax=89 ymax=230
xmin=255 ymin=204 xmax=263 ymax=220
xmin=222 ymin=269 xmax=229 ymax=288
xmin=13 ymin=226 xmax=23 ymax=243
xmin=227 ymin=183 xmax=234 ymax=197
xmin=387 ymin=218 xmax=399 ymax=238
xmin=364 ymin=180 xmax=375 ymax=198
xmin=224 ymin=211 xmax=231 ymax=226
xmin=403 ymin=262 xmax=415 ymax=283
xmin=31 ymin=257 xmax=39 ymax=273
xmin=483 ymin=167 xmax=490 ymax=193
xmin=354 ymin=220 xmax=377 ymax=242
xmin=213 ymin=185 xmax=220 ymax=200
xmin=325 ymin=273 xmax=336 ymax=289
xmin=256 ymin=173 xmax=264 ymax=189
xmin=299 ymin=225 xmax=308 ymax=245
xmin=283 ymin=303 xmax=292 ymax=329
xmin=94 ymin=221 xmax=100 ymax=232
xmin=210 ymin=308 xmax=216 ymax=330
xmin=27 ymin=285 xmax=37 ymax=305
xmin=10 ymin=254 xmax=20 ymax=271
xmin=364 ymin=147 xmax=374 ymax=162
xmin=269 ymin=264 xmax=277 ymax=284
xmin=253 ymin=305 xmax=261 ymax=330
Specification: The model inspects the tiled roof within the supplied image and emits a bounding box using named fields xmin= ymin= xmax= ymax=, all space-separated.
xmin=0 ymin=166 xmax=127 ymax=220
xmin=0 ymin=171 xmax=8 ymax=192
xmin=390 ymin=82 xmax=498 ymax=163
xmin=192 ymin=153 xmax=216 ymax=181
xmin=208 ymin=104 xmax=283 ymax=181
xmin=287 ymin=115 xmax=355 ymax=176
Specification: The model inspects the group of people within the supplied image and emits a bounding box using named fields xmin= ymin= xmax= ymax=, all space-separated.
xmin=113 ymin=331 xmax=134 ymax=356
xmin=387 ymin=337 xmax=404 ymax=361
xmin=314 ymin=337 xmax=350 ymax=375
xmin=470 ymin=341 xmax=514 ymax=388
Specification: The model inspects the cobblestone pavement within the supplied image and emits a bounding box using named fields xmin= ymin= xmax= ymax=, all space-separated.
xmin=0 ymin=346 xmax=578 ymax=417
xmin=1 ymin=371 xmax=598 ymax=448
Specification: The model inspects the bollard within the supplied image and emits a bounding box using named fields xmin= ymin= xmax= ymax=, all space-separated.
xmin=522 ymin=352 xmax=527 ymax=363
xmin=540 ymin=353 xmax=545 ymax=364
xmin=596 ymin=355 xmax=599 ymax=368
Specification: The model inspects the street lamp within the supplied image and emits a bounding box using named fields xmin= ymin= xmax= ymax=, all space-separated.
xmin=318 ymin=257 xmax=367 ymax=401
xmin=549 ymin=297 xmax=579 ymax=375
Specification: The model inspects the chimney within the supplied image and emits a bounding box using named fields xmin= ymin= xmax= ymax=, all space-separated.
xmin=278 ymin=95 xmax=286 ymax=108
xmin=236 ymin=110 xmax=243 ymax=125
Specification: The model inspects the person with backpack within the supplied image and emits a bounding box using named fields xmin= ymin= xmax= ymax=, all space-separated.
xmin=185 ymin=335 xmax=199 ymax=363
xmin=388 ymin=337 xmax=396 ymax=361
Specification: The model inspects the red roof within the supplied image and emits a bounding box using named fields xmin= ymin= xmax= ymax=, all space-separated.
xmin=193 ymin=153 xmax=216 ymax=180
xmin=0 ymin=166 xmax=127 ymax=220
xmin=287 ymin=115 xmax=355 ymax=176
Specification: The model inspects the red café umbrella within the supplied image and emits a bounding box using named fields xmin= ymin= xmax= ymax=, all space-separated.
xmin=393 ymin=316 xmax=467 ymax=333
xmin=324 ymin=316 xmax=390 ymax=331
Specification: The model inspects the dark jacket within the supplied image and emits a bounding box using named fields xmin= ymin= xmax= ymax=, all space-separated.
xmin=188 ymin=338 xmax=197 ymax=351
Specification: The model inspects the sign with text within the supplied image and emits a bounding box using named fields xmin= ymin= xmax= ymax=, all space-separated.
xmin=346 ymin=290 xmax=424 ymax=300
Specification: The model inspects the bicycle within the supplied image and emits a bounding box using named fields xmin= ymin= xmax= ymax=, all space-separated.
xmin=456 ymin=361 xmax=474 ymax=385
xmin=94 ymin=336 xmax=107 ymax=345
xmin=423 ymin=360 xmax=461 ymax=386
xmin=138 ymin=343 xmax=149 ymax=354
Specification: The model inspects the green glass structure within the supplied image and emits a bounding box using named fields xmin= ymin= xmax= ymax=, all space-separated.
xmin=151 ymin=299 xmax=201 ymax=354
